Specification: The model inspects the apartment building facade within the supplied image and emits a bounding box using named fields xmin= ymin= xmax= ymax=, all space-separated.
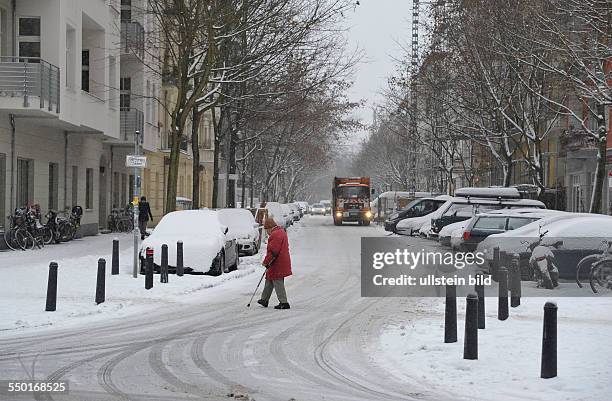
xmin=0 ymin=0 xmax=121 ymax=235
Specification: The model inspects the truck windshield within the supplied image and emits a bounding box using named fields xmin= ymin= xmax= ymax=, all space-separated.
xmin=338 ymin=186 xmax=369 ymax=198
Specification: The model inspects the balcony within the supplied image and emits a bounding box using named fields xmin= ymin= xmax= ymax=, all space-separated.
xmin=0 ymin=57 xmax=60 ymax=114
xmin=121 ymin=21 xmax=145 ymax=59
xmin=120 ymin=107 xmax=144 ymax=142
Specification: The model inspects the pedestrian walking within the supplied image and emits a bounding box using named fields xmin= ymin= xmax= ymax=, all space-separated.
xmin=138 ymin=196 xmax=154 ymax=240
xmin=258 ymin=217 xmax=292 ymax=309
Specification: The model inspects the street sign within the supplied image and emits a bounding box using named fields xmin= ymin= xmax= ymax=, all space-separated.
xmin=126 ymin=155 xmax=147 ymax=168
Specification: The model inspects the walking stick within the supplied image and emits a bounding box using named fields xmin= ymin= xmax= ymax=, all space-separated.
xmin=247 ymin=270 xmax=266 ymax=307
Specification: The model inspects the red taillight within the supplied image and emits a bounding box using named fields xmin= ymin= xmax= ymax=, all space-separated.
xmin=146 ymin=247 xmax=154 ymax=257
xmin=463 ymin=231 xmax=471 ymax=241
xmin=535 ymin=255 xmax=546 ymax=262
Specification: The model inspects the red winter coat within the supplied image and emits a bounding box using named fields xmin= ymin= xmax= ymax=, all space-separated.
xmin=263 ymin=226 xmax=292 ymax=280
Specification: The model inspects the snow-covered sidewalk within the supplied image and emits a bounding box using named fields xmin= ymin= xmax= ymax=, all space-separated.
xmin=375 ymin=296 xmax=612 ymax=401
xmin=0 ymin=232 xmax=265 ymax=334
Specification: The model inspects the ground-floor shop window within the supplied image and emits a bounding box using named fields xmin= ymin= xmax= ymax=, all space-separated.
xmin=17 ymin=158 xmax=33 ymax=208
xmin=86 ymin=168 xmax=93 ymax=210
xmin=48 ymin=163 xmax=59 ymax=211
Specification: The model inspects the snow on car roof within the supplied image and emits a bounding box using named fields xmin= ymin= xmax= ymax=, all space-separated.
xmin=487 ymin=213 xmax=612 ymax=238
xmin=218 ymin=208 xmax=256 ymax=228
xmin=455 ymin=187 xmax=521 ymax=199
xmin=155 ymin=210 xmax=223 ymax=237
xmin=478 ymin=208 xmax=562 ymax=218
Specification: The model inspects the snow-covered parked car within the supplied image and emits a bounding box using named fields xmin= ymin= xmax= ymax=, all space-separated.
xmin=395 ymin=195 xmax=453 ymax=236
xmin=384 ymin=196 xmax=450 ymax=233
xmin=139 ymin=210 xmax=239 ymax=275
xmin=439 ymin=219 xmax=473 ymax=248
xmin=281 ymin=204 xmax=293 ymax=226
xmin=288 ymin=203 xmax=301 ymax=221
xmin=429 ymin=194 xmax=545 ymax=237
xmin=265 ymin=202 xmax=290 ymax=228
xmin=218 ymin=208 xmax=261 ymax=256
xmin=461 ymin=209 xmax=562 ymax=251
xmin=476 ymin=213 xmax=612 ymax=279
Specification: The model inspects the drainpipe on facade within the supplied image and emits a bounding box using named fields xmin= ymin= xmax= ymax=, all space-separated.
xmin=64 ymin=132 xmax=68 ymax=210
xmin=11 ymin=0 xmax=15 ymax=56
xmin=9 ymin=114 xmax=15 ymax=212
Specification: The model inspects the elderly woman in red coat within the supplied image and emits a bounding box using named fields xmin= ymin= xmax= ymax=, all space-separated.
xmin=258 ymin=217 xmax=292 ymax=309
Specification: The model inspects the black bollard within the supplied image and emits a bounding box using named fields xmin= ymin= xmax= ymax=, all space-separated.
xmin=463 ymin=293 xmax=478 ymax=360
xmin=541 ymin=302 xmax=557 ymax=378
xmin=474 ymin=273 xmax=485 ymax=329
xmin=161 ymin=244 xmax=169 ymax=283
xmin=510 ymin=253 xmax=521 ymax=307
xmin=111 ymin=238 xmax=119 ymax=275
xmin=444 ymin=284 xmax=457 ymax=343
xmin=145 ymin=247 xmax=154 ymax=290
xmin=498 ymin=267 xmax=509 ymax=320
xmin=492 ymin=247 xmax=500 ymax=282
xmin=96 ymin=258 xmax=106 ymax=304
xmin=176 ymin=241 xmax=184 ymax=277
xmin=45 ymin=262 xmax=58 ymax=312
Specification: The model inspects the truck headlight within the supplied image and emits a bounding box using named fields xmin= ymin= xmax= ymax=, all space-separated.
xmin=365 ymin=211 xmax=372 ymax=219
xmin=335 ymin=211 xmax=342 ymax=218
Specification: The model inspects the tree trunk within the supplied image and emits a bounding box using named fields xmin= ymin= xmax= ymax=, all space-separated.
xmin=191 ymin=108 xmax=203 ymax=209
xmin=211 ymin=107 xmax=221 ymax=208
xmin=589 ymin=138 xmax=607 ymax=214
xmin=164 ymin=126 xmax=181 ymax=214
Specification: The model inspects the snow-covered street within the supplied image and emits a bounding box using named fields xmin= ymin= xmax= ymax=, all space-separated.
xmin=0 ymin=216 xmax=610 ymax=401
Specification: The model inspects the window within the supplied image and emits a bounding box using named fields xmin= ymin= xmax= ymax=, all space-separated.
xmin=120 ymin=77 xmax=131 ymax=109
xmin=507 ymin=217 xmax=538 ymax=231
xmin=86 ymin=168 xmax=93 ymax=209
xmin=72 ymin=166 xmax=78 ymax=207
xmin=152 ymin=84 xmax=157 ymax=123
xmin=81 ymin=50 xmax=90 ymax=92
xmin=48 ymin=163 xmax=59 ymax=211
xmin=571 ymin=174 xmax=584 ymax=212
xmin=16 ymin=158 xmax=34 ymax=208
xmin=0 ymin=153 xmax=5 ymax=228
xmin=121 ymin=0 xmax=132 ymax=22
xmin=18 ymin=17 xmax=40 ymax=61
xmin=146 ymin=80 xmax=151 ymax=122
xmin=474 ymin=217 xmax=507 ymax=230
xmin=65 ymin=25 xmax=75 ymax=89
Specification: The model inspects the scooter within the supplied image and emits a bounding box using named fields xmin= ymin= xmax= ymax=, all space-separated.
xmin=523 ymin=228 xmax=562 ymax=289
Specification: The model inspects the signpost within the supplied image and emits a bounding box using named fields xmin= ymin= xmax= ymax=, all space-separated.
xmin=127 ymin=131 xmax=143 ymax=278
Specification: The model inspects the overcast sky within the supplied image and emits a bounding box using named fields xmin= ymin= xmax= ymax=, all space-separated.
xmin=343 ymin=0 xmax=413 ymax=147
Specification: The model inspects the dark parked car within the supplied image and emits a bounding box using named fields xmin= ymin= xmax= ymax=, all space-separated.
xmin=384 ymin=198 xmax=446 ymax=233
xmin=461 ymin=213 xmax=541 ymax=251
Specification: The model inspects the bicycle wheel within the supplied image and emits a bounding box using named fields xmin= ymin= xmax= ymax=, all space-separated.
xmin=3 ymin=229 xmax=20 ymax=251
xmin=41 ymin=227 xmax=53 ymax=245
xmin=590 ymin=260 xmax=612 ymax=293
xmin=15 ymin=228 xmax=35 ymax=250
xmin=575 ymin=254 xmax=599 ymax=288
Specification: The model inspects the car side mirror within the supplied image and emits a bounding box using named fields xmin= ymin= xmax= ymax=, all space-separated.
xmin=224 ymin=227 xmax=229 ymax=235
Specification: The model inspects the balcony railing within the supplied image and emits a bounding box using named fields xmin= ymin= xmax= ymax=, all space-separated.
xmin=121 ymin=21 xmax=145 ymax=59
xmin=0 ymin=57 xmax=60 ymax=113
xmin=120 ymin=107 xmax=144 ymax=141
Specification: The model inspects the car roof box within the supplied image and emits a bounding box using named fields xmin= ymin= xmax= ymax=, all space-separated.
xmin=454 ymin=187 xmax=521 ymax=199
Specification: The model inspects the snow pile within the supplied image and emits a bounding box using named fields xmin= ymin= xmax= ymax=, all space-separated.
xmin=0 ymin=232 xmax=264 ymax=333
xmin=376 ymin=296 xmax=612 ymax=401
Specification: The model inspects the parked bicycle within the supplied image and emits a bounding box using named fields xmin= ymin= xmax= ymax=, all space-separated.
xmin=4 ymin=208 xmax=33 ymax=251
xmin=576 ymin=240 xmax=612 ymax=293
xmin=107 ymin=205 xmax=134 ymax=233
xmin=23 ymin=204 xmax=52 ymax=249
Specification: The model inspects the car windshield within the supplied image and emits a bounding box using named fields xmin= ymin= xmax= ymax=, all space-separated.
xmin=313 ymin=204 xmax=323 ymax=208
xmin=442 ymin=203 xmax=473 ymax=217
xmin=337 ymin=186 xmax=369 ymax=198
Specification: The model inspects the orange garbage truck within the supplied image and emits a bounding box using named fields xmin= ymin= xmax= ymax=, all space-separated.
xmin=332 ymin=177 xmax=374 ymax=226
